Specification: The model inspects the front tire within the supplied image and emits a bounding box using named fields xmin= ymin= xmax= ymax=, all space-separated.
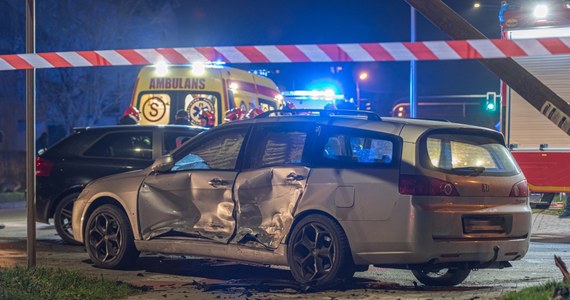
xmin=54 ymin=193 xmax=81 ymax=245
xmin=84 ymin=204 xmax=139 ymax=269
xmin=412 ymin=266 xmax=471 ymax=286
xmin=287 ymin=215 xmax=354 ymax=288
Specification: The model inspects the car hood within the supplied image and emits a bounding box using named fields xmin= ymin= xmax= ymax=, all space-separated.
xmin=82 ymin=169 xmax=148 ymax=204
xmin=95 ymin=169 xmax=148 ymax=184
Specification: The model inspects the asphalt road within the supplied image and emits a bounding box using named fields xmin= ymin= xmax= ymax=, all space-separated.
xmin=1 ymin=208 xmax=568 ymax=300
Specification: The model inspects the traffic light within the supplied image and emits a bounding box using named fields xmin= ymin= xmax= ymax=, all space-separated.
xmin=485 ymin=92 xmax=498 ymax=112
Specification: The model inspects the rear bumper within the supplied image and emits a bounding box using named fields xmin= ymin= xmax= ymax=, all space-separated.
xmin=36 ymin=178 xmax=56 ymax=223
xmin=355 ymin=237 xmax=528 ymax=266
xmin=341 ymin=197 xmax=531 ymax=266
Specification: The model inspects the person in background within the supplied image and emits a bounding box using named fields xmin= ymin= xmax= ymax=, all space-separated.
xmin=198 ymin=107 xmax=216 ymax=128
xmin=225 ymin=107 xmax=247 ymax=122
xmin=324 ymin=102 xmax=337 ymax=110
xmin=118 ymin=106 xmax=140 ymax=125
xmin=174 ymin=109 xmax=190 ymax=125
xmin=36 ymin=132 xmax=49 ymax=153
xmin=117 ymin=114 xmax=138 ymax=125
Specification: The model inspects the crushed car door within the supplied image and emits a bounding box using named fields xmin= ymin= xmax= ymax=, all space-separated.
xmin=138 ymin=126 xmax=249 ymax=243
xmin=232 ymin=123 xmax=314 ymax=249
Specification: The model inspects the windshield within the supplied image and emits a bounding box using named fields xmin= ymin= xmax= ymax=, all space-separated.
xmin=422 ymin=133 xmax=520 ymax=176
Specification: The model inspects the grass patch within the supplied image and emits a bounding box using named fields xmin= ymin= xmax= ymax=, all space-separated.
xmin=501 ymin=280 xmax=570 ymax=300
xmin=0 ymin=192 xmax=24 ymax=204
xmin=532 ymin=208 xmax=563 ymax=216
xmin=0 ymin=266 xmax=141 ymax=300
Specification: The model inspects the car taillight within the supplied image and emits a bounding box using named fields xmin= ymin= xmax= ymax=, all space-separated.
xmin=36 ymin=157 xmax=54 ymax=176
xmin=509 ymin=179 xmax=529 ymax=197
xmin=399 ymin=175 xmax=460 ymax=196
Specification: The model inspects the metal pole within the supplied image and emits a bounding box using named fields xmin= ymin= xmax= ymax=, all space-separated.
xmin=356 ymin=80 xmax=361 ymax=109
xmin=410 ymin=6 xmax=417 ymax=118
xmin=405 ymin=0 xmax=570 ymax=135
xmin=25 ymin=0 xmax=37 ymax=270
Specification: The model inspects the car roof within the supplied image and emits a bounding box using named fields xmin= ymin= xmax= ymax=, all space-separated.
xmin=73 ymin=124 xmax=206 ymax=134
xmin=214 ymin=109 xmax=504 ymax=143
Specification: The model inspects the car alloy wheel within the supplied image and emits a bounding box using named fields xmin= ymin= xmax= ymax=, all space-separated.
xmin=54 ymin=193 xmax=81 ymax=245
xmin=287 ymin=215 xmax=354 ymax=287
xmin=85 ymin=204 xmax=139 ymax=269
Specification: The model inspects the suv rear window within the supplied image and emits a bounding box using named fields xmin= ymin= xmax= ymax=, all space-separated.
xmin=422 ymin=133 xmax=519 ymax=176
xmin=84 ymin=132 xmax=153 ymax=159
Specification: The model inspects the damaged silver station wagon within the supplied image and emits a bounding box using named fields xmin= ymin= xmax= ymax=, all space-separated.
xmin=72 ymin=109 xmax=531 ymax=288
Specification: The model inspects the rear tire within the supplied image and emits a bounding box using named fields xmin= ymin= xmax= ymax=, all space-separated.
xmin=412 ymin=266 xmax=471 ymax=286
xmin=54 ymin=193 xmax=81 ymax=245
xmin=84 ymin=204 xmax=139 ymax=269
xmin=287 ymin=215 xmax=355 ymax=288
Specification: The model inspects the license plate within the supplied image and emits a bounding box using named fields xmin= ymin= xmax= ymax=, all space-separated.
xmin=462 ymin=215 xmax=510 ymax=234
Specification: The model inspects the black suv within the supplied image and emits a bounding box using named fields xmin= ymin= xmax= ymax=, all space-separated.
xmin=36 ymin=124 xmax=205 ymax=244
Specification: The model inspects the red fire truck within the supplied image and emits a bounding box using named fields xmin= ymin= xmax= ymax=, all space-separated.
xmin=500 ymin=0 xmax=570 ymax=196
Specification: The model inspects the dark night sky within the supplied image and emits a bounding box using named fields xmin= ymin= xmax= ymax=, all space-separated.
xmin=2 ymin=0 xmax=504 ymax=116
xmin=168 ymin=0 xmax=503 ymax=114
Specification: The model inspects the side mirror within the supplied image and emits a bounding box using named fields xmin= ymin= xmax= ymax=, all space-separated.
xmin=151 ymin=155 xmax=174 ymax=173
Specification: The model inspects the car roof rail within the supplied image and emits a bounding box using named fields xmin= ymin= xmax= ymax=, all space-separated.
xmin=255 ymin=109 xmax=382 ymax=121
xmin=72 ymin=127 xmax=87 ymax=134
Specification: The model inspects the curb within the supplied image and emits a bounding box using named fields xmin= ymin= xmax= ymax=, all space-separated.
xmin=0 ymin=201 xmax=25 ymax=210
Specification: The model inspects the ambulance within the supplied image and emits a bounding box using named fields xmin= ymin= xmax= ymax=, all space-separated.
xmin=500 ymin=0 xmax=570 ymax=194
xmin=128 ymin=63 xmax=283 ymax=127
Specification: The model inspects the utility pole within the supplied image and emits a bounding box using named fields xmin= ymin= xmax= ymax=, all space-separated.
xmin=405 ymin=0 xmax=570 ymax=135
xmin=25 ymin=0 xmax=37 ymax=269
xmin=410 ymin=7 xmax=417 ymax=118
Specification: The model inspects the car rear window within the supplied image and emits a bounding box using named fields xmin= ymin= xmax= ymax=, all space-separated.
xmin=163 ymin=130 xmax=204 ymax=154
xmin=422 ymin=133 xmax=519 ymax=176
xmin=323 ymin=134 xmax=393 ymax=164
xmin=83 ymin=131 xmax=153 ymax=159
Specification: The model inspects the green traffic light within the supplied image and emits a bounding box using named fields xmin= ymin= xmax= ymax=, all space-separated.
xmin=486 ymin=102 xmax=496 ymax=111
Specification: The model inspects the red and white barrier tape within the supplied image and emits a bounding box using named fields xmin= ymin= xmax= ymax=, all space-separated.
xmin=1 ymin=37 xmax=569 ymax=71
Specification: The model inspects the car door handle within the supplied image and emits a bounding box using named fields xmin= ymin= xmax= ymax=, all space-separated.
xmin=286 ymin=172 xmax=304 ymax=181
xmin=208 ymin=178 xmax=225 ymax=187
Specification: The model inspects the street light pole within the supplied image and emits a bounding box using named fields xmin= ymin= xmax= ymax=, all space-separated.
xmin=356 ymin=72 xmax=368 ymax=110
xmin=410 ymin=6 xmax=417 ymax=118
xmin=25 ymin=0 xmax=37 ymax=270
xmin=356 ymin=80 xmax=361 ymax=109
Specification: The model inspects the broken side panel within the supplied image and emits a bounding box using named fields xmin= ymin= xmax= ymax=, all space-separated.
xmin=138 ymin=170 xmax=237 ymax=242
xmin=233 ymin=166 xmax=310 ymax=249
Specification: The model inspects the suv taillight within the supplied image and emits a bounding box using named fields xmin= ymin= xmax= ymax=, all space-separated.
xmin=399 ymin=175 xmax=460 ymax=196
xmin=509 ymin=179 xmax=529 ymax=197
xmin=36 ymin=157 xmax=54 ymax=176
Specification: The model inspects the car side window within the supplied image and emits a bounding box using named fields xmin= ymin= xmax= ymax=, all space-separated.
xmin=83 ymin=132 xmax=152 ymax=159
xmin=319 ymin=129 xmax=396 ymax=167
xmin=163 ymin=132 xmax=198 ymax=154
xmin=172 ymin=128 xmax=247 ymax=171
xmin=249 ymin=125 xmax=309 ymax=169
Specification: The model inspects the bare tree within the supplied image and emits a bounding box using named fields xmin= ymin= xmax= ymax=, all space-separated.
xmin=37 ymin=0 xmax=180 ymax=133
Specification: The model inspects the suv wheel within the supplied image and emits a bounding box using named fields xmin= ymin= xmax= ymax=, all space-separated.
xmin=54 ymin=193 xmax=81 ymax=245
xmin=287 ymin=215 xmax=354 ymax=288
xmin=84 ymin=204 xmax=139 ymax=269
xmin=412 ymin=266 xmax=471 ymax=286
